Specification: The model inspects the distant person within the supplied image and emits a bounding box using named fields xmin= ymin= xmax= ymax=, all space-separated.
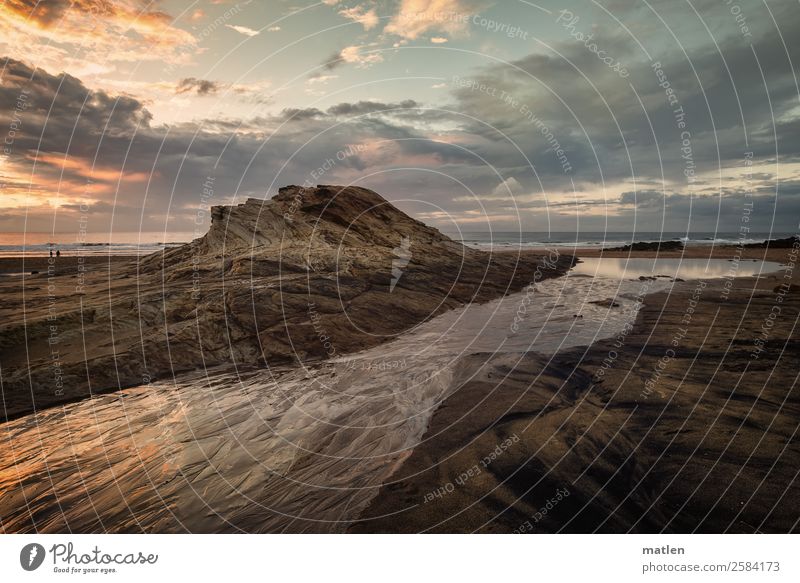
xmin=49 ymin=249 xmax=53 ymax=258
xmin=56 ymin=249 xmax=60 ymax=258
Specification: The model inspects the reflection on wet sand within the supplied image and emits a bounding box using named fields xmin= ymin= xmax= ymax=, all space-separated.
xmin=571 ymin=257 xmax=783 ymax=280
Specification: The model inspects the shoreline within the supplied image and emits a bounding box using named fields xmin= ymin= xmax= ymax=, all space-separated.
xmin=0 ymin=244 xmax=787 ymax=273
xmin=0 ymin=255 xmax=139 ymax=275
xmin=352 ymin=244 xmax=800 ymax=533
xmin=493 ymin=245 xmax=792 ymax=261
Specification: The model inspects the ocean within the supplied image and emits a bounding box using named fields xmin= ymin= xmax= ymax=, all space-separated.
xmin=0 ymin=230 xmax=793 ymax=257
xmin=0 ymin=231 xmax=196 ymax=257
xmin=448 ymin=231 xmax=796 ymax=249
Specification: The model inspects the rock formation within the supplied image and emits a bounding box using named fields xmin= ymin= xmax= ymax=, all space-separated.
xmin=744 ymin=235 xmax=799 ymax=249
xmin=609 ymin=240 xmax=684 ymax=252
xmin=0 ymin=185 xmax=573 ymax=421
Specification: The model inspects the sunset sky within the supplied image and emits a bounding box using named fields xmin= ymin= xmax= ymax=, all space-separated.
xmin=1 ymin=0 xmax=799 ymax=236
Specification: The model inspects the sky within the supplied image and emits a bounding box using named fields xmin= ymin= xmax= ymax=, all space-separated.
xmin=1 ymin=0 xmax=799 ymax=238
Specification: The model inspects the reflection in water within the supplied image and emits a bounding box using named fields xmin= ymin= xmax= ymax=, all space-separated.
xmin=571 ymin=258 xmax=784 ymax=280
xmin=1 ymin=261 xmax=762 ymax=533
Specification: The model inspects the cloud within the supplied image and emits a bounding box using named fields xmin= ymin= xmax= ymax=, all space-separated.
xmin=384 ymin=0 xmax=487 ymax=40
xmin=452 ymin=176 xmax=525 ymax=202
xmin=5 ymin=0 xmax=800 ymax=235
xmin=0 ymin=59 xmax=460 ymax=232
xmin=267 ymin=26 xmax=281 ymax=32
xmin=3 ymin=0 xmax=163 ymax=28
xmin=279 ymin=107 xmax=325 ymax=121
xmin=491 ymin=177 xmax=523 ymax=197
xmin=176 ymin=78 xmax=222 ymax=96
xmin=618 ymin=190 xmax=667 ymax=208
xmin=0 ymin=0 xmax=196 ymax=72
xmin=340 ymin=45 xmax=384 ymax=67
xmin=226 ymin=24 xmax=260 ymax=37
xmin=307 ymin=75 xmax=338 ymax=85
xmin=338 ymin=6 xmax=379 ymax=30
xmin=317 ymin=45 xmax=384 ymax=74
xmin=319 ymin=50 xmax=346 ymax=72
xmin=614 ymin=187 xmax=800 ymax=232
xmin=430 ymin=37 xmax=449 ymax=44
xmin=327 ymin=100 xmax=419 ymax=116
xmin=446 ymin=1 xmax=800 ymax=191
xmin=0 ymin=57 xmax=156 ymax=211
xmin=269 ymin=100 xmax=424 ymax=124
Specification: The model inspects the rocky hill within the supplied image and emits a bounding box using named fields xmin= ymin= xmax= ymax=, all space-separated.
xmin=0 ymin=185 xmax=573 ymax=421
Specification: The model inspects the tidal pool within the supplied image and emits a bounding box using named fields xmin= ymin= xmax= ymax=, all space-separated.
xmin=570 ymin=258 xmax=784 ymax=280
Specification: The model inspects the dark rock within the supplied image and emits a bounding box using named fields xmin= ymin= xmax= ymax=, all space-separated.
xmin=610 ymin=240 xmax=684 ymax=252
xmin=0 ymin=184 xmax=575 ymax=421
xmin=774 ymin=283 xmax=800 ymax=294
xmin=744 ymin=236 xmax=799 ymax=249
xmin=590 ymin=298 xmax=620 ymax=308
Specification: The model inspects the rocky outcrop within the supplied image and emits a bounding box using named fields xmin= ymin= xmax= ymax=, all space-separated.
xmin=609 ymin=240 xmax=684 ymax=252
xmin=0 ymin=185 xmax=573 ymax=421
xmin=744 ymin=235 xmax=799 ymax=249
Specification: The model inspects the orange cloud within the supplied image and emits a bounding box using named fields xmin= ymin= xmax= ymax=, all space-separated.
xmin=3 ymin=0 xmax=115 ymax=28
xmin=0 ymin=0 xmax=196 ymax=72
xmin=35 ymin=153 xmax=150 ymax=184
xmin=0 ymin=153 xmax=152 ymax=210
xmin=385 ymin=0 xmax=486 ymax=40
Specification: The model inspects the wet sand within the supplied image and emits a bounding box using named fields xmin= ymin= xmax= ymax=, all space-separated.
xmin=352 ymin=245 xmax=800 ymax=533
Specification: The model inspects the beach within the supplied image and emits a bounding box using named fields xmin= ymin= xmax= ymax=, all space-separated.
xmin=0 ymin=186 xmax=797 ymax=533
xmin=1 ymin=241 xmax=796 ymax=532
xmin=556 ymin=246 xmax=794 ymax=260
xmin=352 ymin=244 xmax=800 ymax=533
xmin=0 ymin=255 xmax=138 ymax=276
xmin=0 ymin=244 xmax=784 ymax=277
xmin=5 ymin=0 xmax=800 ymax=572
